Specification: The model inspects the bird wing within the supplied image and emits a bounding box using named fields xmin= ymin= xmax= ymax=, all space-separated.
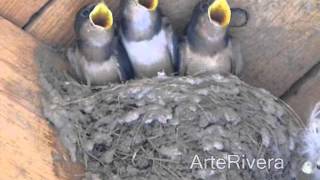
xmin=162 ymin=17 xmax=180 ymax=75
xmin=177 ymin=38 xmax=188 ymax=76
xmin=230 ymin=38 xmax=244 ymax=76
xmin=66 ymin=43 xmax=86 ymax=83
xmin=113 ymin=36 xmax=135 ymax=81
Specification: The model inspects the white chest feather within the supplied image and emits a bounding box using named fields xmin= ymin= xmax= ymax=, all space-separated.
xmin=180 ymin=41 xmax=232 ymax=76
xmin=82 ymin=56 xmax=121 ymax=85
xmin=121 ymin=29 xmax=173 ymax=77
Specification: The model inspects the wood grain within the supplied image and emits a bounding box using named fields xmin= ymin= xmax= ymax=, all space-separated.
xmin=0 ymin=0 xmax=48 ymax=27
xmin=229 ymin=0 xmax=320 ymax=96
xmin=284 ymin=63 xmax=320 ymax=122
xmin=159 ymin=0 xmax=202 ymax=33
xmin=0 ymin=17 xmax=83 ymax=180
xmin=25 ymin=0 xmax=120 ymax=46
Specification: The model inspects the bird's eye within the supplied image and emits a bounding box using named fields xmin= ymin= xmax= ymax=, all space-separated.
xmin=200 ymin=2 xmax=210 ymax=12
xmin=81 ymin=5 xmax=95 ymax=17
xmin=82 ymin=9 xmax=90 ymax=17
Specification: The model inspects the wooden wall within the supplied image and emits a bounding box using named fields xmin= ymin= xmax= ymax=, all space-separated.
xmin=0 ymin=17 xmax=83 ymax=180
xmin=0 ymin=0 xmax=319 ymax=179
xmin=0 ymin=0 xmax=49 ymax=27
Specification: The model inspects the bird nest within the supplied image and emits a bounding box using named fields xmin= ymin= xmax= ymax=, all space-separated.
xmin=38 ymin=50 xmax=303 ymax=180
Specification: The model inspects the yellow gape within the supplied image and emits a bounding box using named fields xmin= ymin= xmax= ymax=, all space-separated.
xmin=138 ymin=0 xmax=159 ymax=11
xmin=208 ymin=0 xmax=231 ymax=28
xmin=90 ymin=1 xmax=113 ymax=29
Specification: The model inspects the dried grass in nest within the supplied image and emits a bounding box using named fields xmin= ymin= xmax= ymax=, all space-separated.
xmin=37 ymin=50 xmax=304 ymax=180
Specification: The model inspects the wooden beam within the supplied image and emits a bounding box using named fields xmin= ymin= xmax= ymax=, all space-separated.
xmin=0 ymin=17 xmax=83 ymax=180
xmin=284 ymin=63 xmax=320 ymax=122
xmin=229 ymin=0 xmax=320 ymax=96
xmin=25 ymin=0 xmax=120 ymax=46
xmin=161 ymin=0 xmax=320 ymax=97
xmin=0 ymin=0 xmax=48 ymax=27
xmin=159 ymin=0 xmax=202 ymax=34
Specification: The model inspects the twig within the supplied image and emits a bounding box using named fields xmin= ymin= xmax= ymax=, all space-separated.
xmin=157 ymin=162 xmax=182 ymax=180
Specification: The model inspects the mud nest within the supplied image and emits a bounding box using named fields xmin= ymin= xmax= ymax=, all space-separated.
xmin=38 ymin=51 xmax=303 ymax=180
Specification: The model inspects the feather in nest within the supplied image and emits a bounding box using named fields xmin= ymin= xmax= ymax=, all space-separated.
xmin=302 ymin=102 xmax=320 ymax=178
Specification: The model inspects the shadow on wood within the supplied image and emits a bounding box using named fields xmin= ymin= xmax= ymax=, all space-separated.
xmin=0 ymin=17 xmax=83 ymax=180
xmin=0 ymin=0 xmax=48 ymax=27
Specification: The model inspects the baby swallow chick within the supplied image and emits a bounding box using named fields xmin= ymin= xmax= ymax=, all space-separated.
xmin=179 ymin=0 xmax=243 ymax=76
xmin=67 ymin=2 xmax=134 ymax=86
xmin=119 ymin=0 xmax=179 ymax=78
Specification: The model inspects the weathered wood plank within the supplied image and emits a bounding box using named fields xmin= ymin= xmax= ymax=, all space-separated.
xmin=159 ymin=0 xmax=202 ymax=33
xmin=0 ymin=15 xmax=43 ymax=114
xmin=284 ymin=63 xmax=320 ymax=122
xmin=0 ymin=17 xmax=83 ymax=180
xmin=0 ymin=0 xmax=48 ymax=27
xmin=25 ymin=0 xmax=120 ymax=46
xmin=229 ymin=0 xmax=320 ymax=96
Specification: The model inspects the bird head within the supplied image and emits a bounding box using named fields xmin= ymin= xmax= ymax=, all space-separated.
xmin=89 ymin=1 xmax=113 ymax=29
xmin=207 ymin=0 xmax=231 ymax=28
xmin=137 ymin=0 xmax=159 ymax=11
xmin=132 ymin=0 xmax=159 ymax=11
xmin=122 ymin=0 xmax=159 ymax=15
xmin=188 ymin=0 xmax=231 ymax=46
xmin=75 ymin=2 xmax=114 ymax=44
xmin=120 ymin=0 xmax=161 ymax=41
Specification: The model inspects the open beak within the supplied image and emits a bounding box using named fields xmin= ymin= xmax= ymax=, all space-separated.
xmin=137 ymin=0 xmax=159 ymax=11
xmin=208 ymin=0 xmax=231 ymax=28
xmin=89 ymin=1 xmax=113 ymax=29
